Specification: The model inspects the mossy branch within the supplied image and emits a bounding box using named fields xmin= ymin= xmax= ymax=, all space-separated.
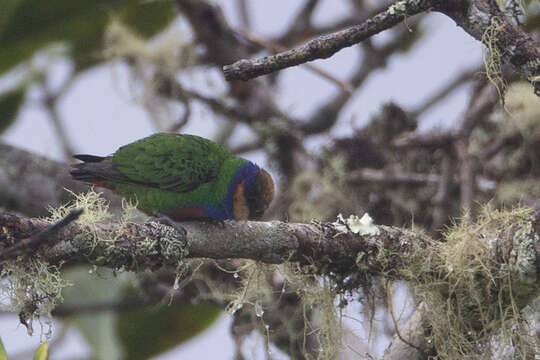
xmin=1 ymin=209 xmax=538 ymax=291
xmin=0 ymin=212 xmax=419 ymax=273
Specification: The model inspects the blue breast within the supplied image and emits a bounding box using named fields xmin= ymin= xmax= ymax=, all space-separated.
xmin=222 ymin=161 xmax=260 ymax=220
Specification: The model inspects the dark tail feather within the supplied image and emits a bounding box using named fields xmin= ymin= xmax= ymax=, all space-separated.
xmin=73 ymin=154 xmax=106 ymax=163
xmin=70 ymin=164 xmax=100 ymax=181
xmin=69 ymin=163 xmax=108 ymax=184
xmin=70 ymin=157 xmax=118 ymax=188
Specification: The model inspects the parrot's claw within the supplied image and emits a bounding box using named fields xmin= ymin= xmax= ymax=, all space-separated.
xmin=208 ymin=218 xmax=226 ymax=228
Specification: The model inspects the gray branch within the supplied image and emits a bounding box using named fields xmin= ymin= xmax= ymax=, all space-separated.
xmin=0 ymin=212 xmax=421 ymax=274
xmin=382 ymin=303 xmax=427 ymax=360
xmin=0 ymin=142 xmax=122 ymax=217
xmin=223 ymin=0 xmax=436 ymax=80
xmin=1 ymin=210 xmax=539 ymax=286
xmin=222 ymin=0 xmax=540 ymax=95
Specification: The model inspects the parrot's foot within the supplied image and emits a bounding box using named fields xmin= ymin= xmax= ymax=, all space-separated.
xmin=155 ymin=213 xmax=187 ymax=237
xmin=206 ymin=218 xmax=226 ymax=228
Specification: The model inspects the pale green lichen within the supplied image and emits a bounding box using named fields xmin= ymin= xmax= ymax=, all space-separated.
xmin=502 ymin=81 xmax=540 ymax=135
xmin=388 ymin=1 xmax=407 ymax=15
xmin=2 ymin=190 xmax=141 ymax=336
xmin=508 ymin=219 xmax=539 ymax=307
xmin=47 ymin=189 xmax=112 ymax=254
xmin=0 ymin=258 xmax=68 ymax=337
xmin=353 ymin=213 xmax=380 ymax=236
xmin=148 ymin=222 xmax=188 ymax=262
xmin=0 ymin=190 xmax=115 ymax=336
xmin=524 ymin=58 xmax=540 ymax=80
xmin=404 ymin=205 xmax=538 ymax=358
xmin=332 ymin=213 xmax=380 ymax=236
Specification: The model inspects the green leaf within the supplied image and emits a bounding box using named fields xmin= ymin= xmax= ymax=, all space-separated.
xmin=116 ymin=298 xmax=221 ymax=360
xmin=525 ymin=13 xmax=540 ymax=32
xmin=0 ymin=0 xmax=104 ymax=74
xmin=33 ymin=343 xmax=48 ymax=360
xmin=62 ymin=267 xmax=125 ymax=360
xmin=0 ymin=0 xmax=24 ymax=36
xmin=119 ymin=0 xmax=176 ymax=39
xmin=0 ymin=0 xmax=177 ymax=75
xmin=0 ymin=337 xmax=8 ymax=360
xmin=0 ymin=86 xmax=26 ymax=134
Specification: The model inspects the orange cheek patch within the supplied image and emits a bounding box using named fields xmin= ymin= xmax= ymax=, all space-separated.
xmin=260 ymin=170 xmax=275 ymax=207
xmin=233 ymin=182 xmax=250 ymax=220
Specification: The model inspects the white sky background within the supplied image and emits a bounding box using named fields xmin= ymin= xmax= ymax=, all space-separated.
xmin=0 ymin=0 xmax=483 ymax=359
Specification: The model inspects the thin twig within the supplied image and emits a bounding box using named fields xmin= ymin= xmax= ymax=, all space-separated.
xmin=476 ymin=131 xmax=522 ymax=160
xmin=215 ymin=121 xmax=237 ymax=147
xmin=237 ymin=0 xmax=251 ymax=30
xmin=167 ymin=95 xmax=191 ymax=133
xmin=348 ymin=168 xmax=440 ymax=185
xmin=386 ymin=281 xmax=422 ymax=351
xmin=43 ymin=95 xmax=75 ymax=161
xmin=236 ymin=30 xmax=353 ymax=93
xmin=432 ymin=152 xmax=453 ymax=231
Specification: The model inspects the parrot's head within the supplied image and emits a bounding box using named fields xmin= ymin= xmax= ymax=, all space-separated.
xmin=232 ymin=163 xmax=274 ymax=220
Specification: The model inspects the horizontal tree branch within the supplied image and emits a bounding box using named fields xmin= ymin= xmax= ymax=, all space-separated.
xmin=0 ymin=212 xmax=422 ymax=275
xmin=1 ymin=210 xmax=539 ymax=286
xmin=0 ymin=209 xmax=82 ymax=261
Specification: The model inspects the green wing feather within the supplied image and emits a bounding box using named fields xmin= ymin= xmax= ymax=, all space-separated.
xmin=112 ymin=133 xmax=230 ymax=193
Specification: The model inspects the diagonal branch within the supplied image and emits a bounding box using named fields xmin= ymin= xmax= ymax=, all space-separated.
xmin=223 ymin=0 xmax=540 ymax=95
xmin=223 ymin=0 xmax=436 ymax=81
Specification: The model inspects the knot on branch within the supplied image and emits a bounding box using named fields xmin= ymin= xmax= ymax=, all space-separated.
xmin=150 ymin=222 xmax=189 ymax=263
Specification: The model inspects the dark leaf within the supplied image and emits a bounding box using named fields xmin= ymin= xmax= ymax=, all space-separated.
xmin=119 ymin=0 xmax=176 ymax=39
xmin=116 ymin=298 xmax=221 ymax=360
xmin=0 ymin=86 xmax=26 ymax=134
xmin=0 ymin=0 xmax=177 ymax=74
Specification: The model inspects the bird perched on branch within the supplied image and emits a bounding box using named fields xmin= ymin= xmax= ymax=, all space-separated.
xmin=70 ymin=133 xmax=274 ymax=221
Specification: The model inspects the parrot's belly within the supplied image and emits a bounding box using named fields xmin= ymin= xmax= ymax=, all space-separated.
xmin=166 ymin=206 xmax=214 ymax=221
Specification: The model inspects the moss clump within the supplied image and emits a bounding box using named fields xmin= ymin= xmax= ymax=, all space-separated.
xmin=0 ymin=190 xmax=116 ymax=336
xmin=0 ymin=258 xmax=67 ymax=337
xmin=495 ymin=179 xmax=540 ymax=205
xmin=0 ymin=191 xmax=136 ymax=335
xmin=404 ymin=206 xmax=538 ymax=358
xmin=204 ymin=260 xmax=344 ymax=359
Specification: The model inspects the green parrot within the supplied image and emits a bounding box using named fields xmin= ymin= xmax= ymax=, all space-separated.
xmin=70 ymin=133 xmax=274 ymax=220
